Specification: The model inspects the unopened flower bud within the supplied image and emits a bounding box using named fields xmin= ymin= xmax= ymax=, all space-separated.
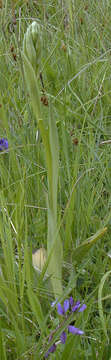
xmin=22 ymin=21 xmax=42 ymax=121
xmin=23 ymin=21 xmax=41 ymax=75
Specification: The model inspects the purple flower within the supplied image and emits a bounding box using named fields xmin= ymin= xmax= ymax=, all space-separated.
xmin=44 ymin=296 xmax=86 ymax=357
xmin=68 ymin=326 xmax=84 ymax=335
xmin=57 ymin=302 xmax=64 ymax=315
xmin=57 ymin=298 xmax=86 ymax=316
xmin=69 ymin=296 xmax=74 ymax=307
xmin=72 ymin=301 xmax=80 ymax=312
xmin=45 ymin=343 xmax=56 ymax=358
xmin=57 ymin=299 xmax=69 ymax=315
xmin=79 ymin=304 xmax=87 ymax=312
xmin=64 ymin=299 xmax=69 ymax=312
xmin=0 ymin=138 xmax=8 ymax=151
xmin=57 ymin=297 xmax=86 ymax=344
xmin=60 ymin=331 xmax=67 ymax=344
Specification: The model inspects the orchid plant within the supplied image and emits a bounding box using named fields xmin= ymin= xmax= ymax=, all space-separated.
xmin=22 ymin=21 xmax=63 ymax=298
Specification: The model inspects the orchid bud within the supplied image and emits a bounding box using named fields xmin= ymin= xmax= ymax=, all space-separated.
xmin=22 ymin=21 xmax=42 ymax=121
xmin=23 ymin=21 xmax=41 ymax=75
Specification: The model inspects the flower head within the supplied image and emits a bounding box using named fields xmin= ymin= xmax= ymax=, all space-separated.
xmin=44 ymin=296 xmax=86 ymax=357
xmin=57 ymin=298 xmax=86 ymax=317
xmin=57 ymin=297 xmax=86 ymax=345
xmin=0 ymin=138 xmax=8 ymax=151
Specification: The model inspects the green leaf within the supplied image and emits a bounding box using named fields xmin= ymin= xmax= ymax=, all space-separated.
xmin=22 ymin=52 xmax=41 ymax=121
xmin=47 ymin=207 xmax=63 ymax=298
xmin=98 ymin=269 xmax=111 ymax=342
xmin=46 ymin=109 xmax=63 ymax=298
xmin=25 ymin=245 xmax=45 ymax=332
xmin=72 ymin=227 xmax=107 ymax=264
xmin=0 ymin=97 xmax=9 ymax=136
xmin=27 ymin=288 xmax=45 ymax=333
xmin=0 ymin=279 xmax=19 ymax=321
xmin=48 ymin=109 xmax=59 ymax=216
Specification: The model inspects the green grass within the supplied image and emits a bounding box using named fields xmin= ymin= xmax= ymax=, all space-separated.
xmin=0 ymin=0 xmax=111 ymax=358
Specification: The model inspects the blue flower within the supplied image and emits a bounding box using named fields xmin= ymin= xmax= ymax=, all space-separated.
xmin=57 ymin=299 xmax=69 ymax=315
xmin=68 ymin=326 xmax=84 ymax=335
xmin=57 ymin=298 xmax=86 ymax=317
xmin=72 ymin=301 xmax=80 ymax=312
xmin=69 ymin=296 xmax=74 ymax=307
xmin=56 ymin=297 xmax=86 ymax=343
xmin=44 ymin=296 xmax=86 ymax=357
xmin=79 ymin=304 xmax=87 ymax=312
xmin=0 ymin=138 xmax=8 ymax=151
xmin=45 ymin=343 xmax=56 ymax=358
xmin=60 ymin=331 xmax=67 ymax=344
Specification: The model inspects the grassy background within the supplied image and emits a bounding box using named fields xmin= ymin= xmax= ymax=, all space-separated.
xmin=0 ymin=0 xmax=111 ymax=358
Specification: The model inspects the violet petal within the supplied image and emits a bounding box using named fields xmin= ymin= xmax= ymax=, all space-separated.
xmin=45 ymin=344 xmax=56 ymax=358
xmin=68 ymin=325 xmax=84 ymax=335
xmin=57 ymin=303 xmax=64 ymax=315
xmin=60 ymin=331 xmax=67 ymax=344
xmin=64 ymin=299 xmax=69 ymax=313
xmin=78 ymin=304 xmax=87 ymax=312
xmin=0 ymin=138 xmax=8 ymax=151
xmin=72 ymin=301 xmax=80 ymax=312
xmin=69 ymin=296 xmax=74 ymax=307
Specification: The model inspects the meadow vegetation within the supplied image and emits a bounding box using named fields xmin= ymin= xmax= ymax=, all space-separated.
xmin=0 ymin=1 xmax=111 ymax=359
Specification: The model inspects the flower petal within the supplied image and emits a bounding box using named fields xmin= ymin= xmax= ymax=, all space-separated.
xmin=72 ymin=301 xmax=80 ymax=312
xmin=57 ymin=303 xmax=64 ymax=315
xmin=0 ymin=138 xmax=8 ymax=151
xmin=60 ymin=331 xmax=67 ymax=344
xmin=69 ymin=296 xmax=74 ymax=307
xmin=68 ymin=325 xmax=84 ymax=335
xmin=64 ymin=299 xmax=69 ymax=313
xmin=45 ymin=344 xmax=56 ymax=358
xmin=78 ymin=304 xmax=87 ymax=312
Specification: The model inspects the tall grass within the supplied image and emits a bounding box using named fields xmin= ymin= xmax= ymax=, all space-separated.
xmin=0 ymin=0 xmax=111 ymax=358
